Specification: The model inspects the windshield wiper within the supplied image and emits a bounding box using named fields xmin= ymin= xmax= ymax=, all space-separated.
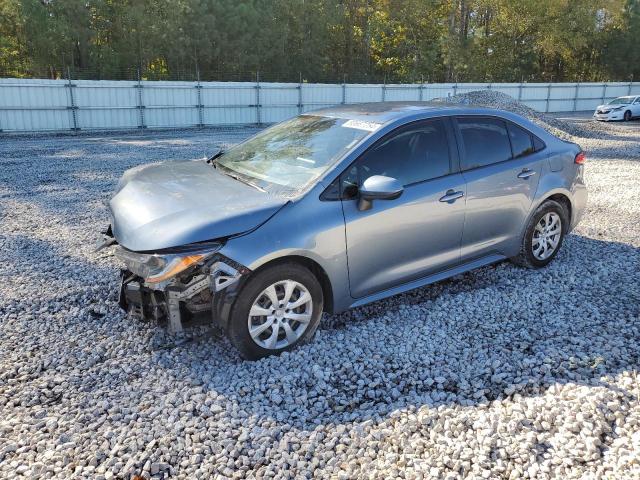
xmin=217 ymin=166 xmax=266 ymax=193
xmin=206 ymin=148 xmax=225 ymax=166
xmin=231 ymin=174 xmax=266 ymax=193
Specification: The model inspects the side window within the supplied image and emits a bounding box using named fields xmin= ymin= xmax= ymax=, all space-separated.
xmin=457 ymin=117 xmax=512 ymax=170
xmin=507 ymin=122 xmax=534 ymax=158
xmin=533 ymin=136 xmax=546 ymax=152
xmin=349 ymin=119 xmax=451 ymax=188
xmin=634 ymin=98 xmax=640 ymax=104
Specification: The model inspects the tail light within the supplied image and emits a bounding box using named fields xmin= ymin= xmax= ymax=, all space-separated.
xmin=574 ymin=151 xmax=586 ymax=165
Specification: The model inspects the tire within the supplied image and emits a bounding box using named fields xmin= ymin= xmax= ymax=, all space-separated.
xmin=227 ymin=262 xmax=323 ymax=360
xmin=624 ymin=110 xmax=632 ymax=121
xmin=512 ymin=200 xmax=568 ymax=269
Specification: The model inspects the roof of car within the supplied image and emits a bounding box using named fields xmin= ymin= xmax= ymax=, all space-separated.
xmin=307 ymin=101 xmax=504 ymax=124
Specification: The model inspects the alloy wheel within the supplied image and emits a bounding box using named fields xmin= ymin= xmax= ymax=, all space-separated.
xmin=247 ymin=280 xmax=313 ymax=350
xmin=532 ymin=212 xmax=562 ymax=260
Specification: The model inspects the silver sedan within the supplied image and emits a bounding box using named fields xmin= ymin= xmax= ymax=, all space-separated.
xmin=104 ymin=103 xmax=587 ymax=359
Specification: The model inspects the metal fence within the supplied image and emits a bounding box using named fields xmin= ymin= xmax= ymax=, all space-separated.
xmin=1 ymin=78 xmax=639 ymax=133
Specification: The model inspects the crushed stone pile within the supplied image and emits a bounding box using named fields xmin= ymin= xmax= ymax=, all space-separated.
xmin=432 ymin=90 xmax=612 ymax=140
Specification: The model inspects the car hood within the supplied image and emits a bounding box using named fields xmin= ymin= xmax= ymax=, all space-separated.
xmin=109 ymin=160 xmax=287 ymax=252
xmin=596 ymin=103 xmax=628 ymax=110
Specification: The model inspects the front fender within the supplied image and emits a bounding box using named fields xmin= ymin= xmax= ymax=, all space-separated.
xmin=218 ymin=184 xmax=352 ymax=314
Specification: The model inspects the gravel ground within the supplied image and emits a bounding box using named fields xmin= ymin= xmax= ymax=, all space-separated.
xmin=1 ymin=98 xmax=639 ymax=479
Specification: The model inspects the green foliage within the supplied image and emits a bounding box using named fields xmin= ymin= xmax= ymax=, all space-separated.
xmin=0 ymin=0 xmax=638 ymax=81
xmin=0 ymin=0 xmax=28 ymax=75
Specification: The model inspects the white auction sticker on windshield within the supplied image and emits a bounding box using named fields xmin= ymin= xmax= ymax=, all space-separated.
xmin=342 ymin=119 xmax=382 ymax=132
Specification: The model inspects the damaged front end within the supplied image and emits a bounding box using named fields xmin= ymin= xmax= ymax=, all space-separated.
xmin=104 ymin=233 xmax=251 ymax=332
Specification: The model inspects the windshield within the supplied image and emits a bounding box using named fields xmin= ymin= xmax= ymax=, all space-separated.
xmin=216 ymin=115 xmax=375 ymax=195
xmin=608 ymin=97 xmax=633 ymax=105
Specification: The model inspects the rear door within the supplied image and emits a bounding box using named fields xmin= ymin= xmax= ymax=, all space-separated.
xmin=340 ymin=118 xmax=466 ymax=298
xmin=454 ymin=116 xmax=545 ymax=261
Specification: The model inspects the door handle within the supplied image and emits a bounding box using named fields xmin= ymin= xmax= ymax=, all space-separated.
xmin=517 ymin=169 xmax=536 ymax=179
xmin=439 ymin=189 xmax=464 ymax=203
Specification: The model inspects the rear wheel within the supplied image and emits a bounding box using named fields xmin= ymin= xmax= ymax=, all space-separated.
xmin=227 ymin=262 xmax=323 ymax=360
xmin=624 ymin=110 xmax=632 ymax=121
xmin=512 ymin=200 xmax=568 ymax=269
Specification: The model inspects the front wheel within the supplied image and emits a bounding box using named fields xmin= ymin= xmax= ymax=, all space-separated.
xmin=227 ymin=262 xmax=323 ymax=360
xmin=624 ymin=110 xmax=632 ymax=121
xmin=512 ymin=200 xmax=568 ymax=269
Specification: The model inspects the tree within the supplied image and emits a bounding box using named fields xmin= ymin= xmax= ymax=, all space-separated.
xmin=0 ymin=0 xmax=28 ymax=76
xmin=0 ymin=0 xmax=637 ymax=82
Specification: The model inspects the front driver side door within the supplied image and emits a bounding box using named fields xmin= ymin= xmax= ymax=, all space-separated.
xmin=340 ymin=118 xmax=467 ymax=299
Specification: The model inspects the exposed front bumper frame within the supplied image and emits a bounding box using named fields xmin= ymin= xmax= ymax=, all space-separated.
xmin=119 ymin=256 xmax=250 ymax=332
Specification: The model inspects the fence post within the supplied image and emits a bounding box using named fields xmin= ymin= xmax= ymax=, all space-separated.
xmin=195 ymin=67 xmax=204 ymax=128
xmin=628 ymin=79 xmax=633 ymax=96
xmin=419 ymin=76 xmax=424 ymax=101
xmin=382 ymin=76 xmax=386 ymax=102
xmin=453 ymin=83 xmax=458 ymax=97
xmin=135 ymin=68 xmax=145 ymax=129
xmin=573 ymin=83 xmax=579 ymax=112
xmin=518 ymin=83 xmax=523 ymax=102
xmin=255 ymin=71 xmax=261 ymax=125
xmin=66 ymin=66 xmax=79 ymax=131
xmin=298 ymin=72 xmax=303 ymax=115
xmin=601 ymin=83 xmax=607 ymax=105
xmin=545 ymin=83 xmax=552 ymax=113
xmin=341 ymin=74 xmax=346 ymax=105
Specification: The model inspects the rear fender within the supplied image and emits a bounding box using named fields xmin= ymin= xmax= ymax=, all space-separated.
xmin=524 ymin=159 xmax=575 ymax=236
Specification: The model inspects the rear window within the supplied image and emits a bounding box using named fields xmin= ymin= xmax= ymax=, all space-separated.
xmin=457 ymin=117 xmax=512 ymax=170
xmin=507 ymin=123 xmax=534 ymax=158
xmin=533 ymin=136 xmax=546 ymax=152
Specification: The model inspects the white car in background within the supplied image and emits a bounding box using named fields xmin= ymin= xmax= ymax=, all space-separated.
xmin=593 ymin=95 xmax=640 ymax=121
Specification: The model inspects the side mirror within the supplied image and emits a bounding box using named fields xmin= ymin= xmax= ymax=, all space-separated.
xmin=358 ymin=175 xmax=403 ymax=211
